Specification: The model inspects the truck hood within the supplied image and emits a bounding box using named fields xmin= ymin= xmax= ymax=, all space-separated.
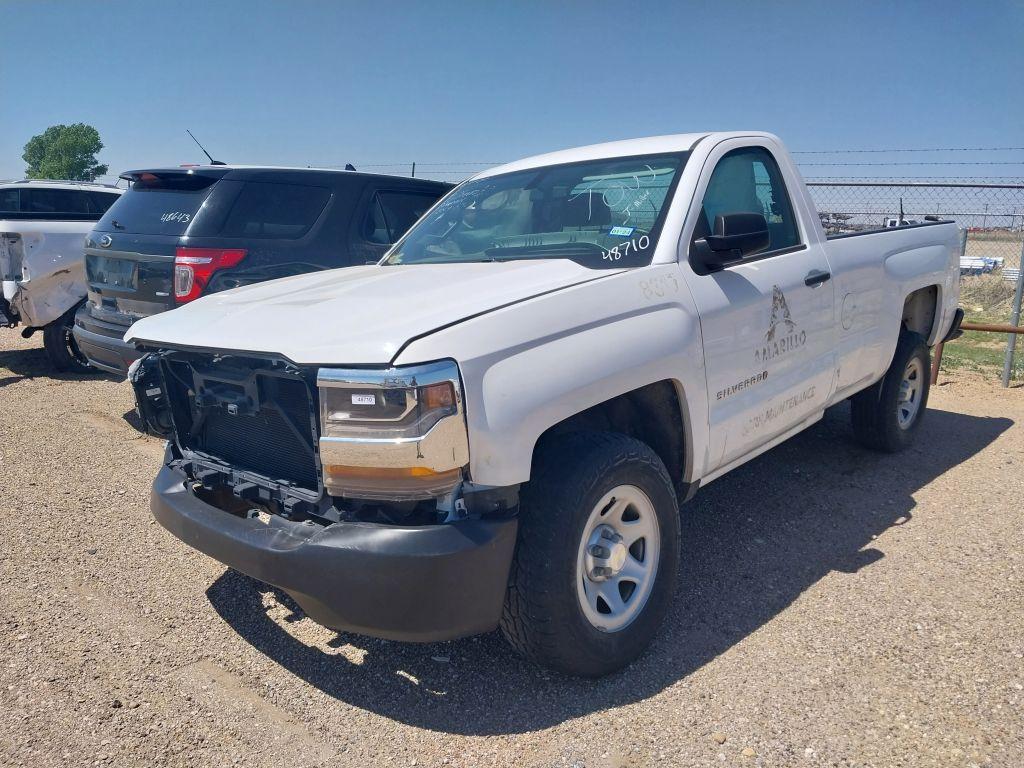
xmin=126 ymin=260 xmax=621 ymax=365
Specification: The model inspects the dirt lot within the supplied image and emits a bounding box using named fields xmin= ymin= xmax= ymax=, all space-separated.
xmin=1 ymin=332 xmax=1022 ymax=768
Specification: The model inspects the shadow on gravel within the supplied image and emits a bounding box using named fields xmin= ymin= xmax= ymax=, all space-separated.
xmin=0 ymin=344 xmax=118 ymax=388
xmin=206 ymin=404 xmax=1012 ymax=735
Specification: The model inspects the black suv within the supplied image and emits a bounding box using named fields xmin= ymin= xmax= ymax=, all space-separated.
xmin=73 ymin=166 xmax=451 ymax=375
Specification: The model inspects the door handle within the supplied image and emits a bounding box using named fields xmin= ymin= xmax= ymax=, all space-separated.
xmin=804 ymin=269 xmax=831 ymax=287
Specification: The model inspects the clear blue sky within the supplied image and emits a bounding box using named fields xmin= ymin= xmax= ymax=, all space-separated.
xmin=2 ymin=0 xmax=1021 ymax=182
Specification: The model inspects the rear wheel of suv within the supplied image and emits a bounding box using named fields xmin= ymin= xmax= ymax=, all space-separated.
xmin=43 ymin=308 xmax=94 ymax=374
xmin=500 ymin=432 xmax=680 ymax=677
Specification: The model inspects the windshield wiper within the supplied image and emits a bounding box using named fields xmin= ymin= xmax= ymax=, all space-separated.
xmin=483 ymin=242 xmax=604 ymax=260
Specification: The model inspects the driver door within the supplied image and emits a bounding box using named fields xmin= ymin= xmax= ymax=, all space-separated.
xmin=684 ymin=140 xmax=836 ymax=473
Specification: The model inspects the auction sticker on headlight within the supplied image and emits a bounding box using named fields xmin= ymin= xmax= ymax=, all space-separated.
xmin=351 ymin=394 xmax=376 ymax=405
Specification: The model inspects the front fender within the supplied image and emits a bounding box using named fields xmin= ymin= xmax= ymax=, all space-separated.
xmin=394 ymin=267 xmax=708 ymax=488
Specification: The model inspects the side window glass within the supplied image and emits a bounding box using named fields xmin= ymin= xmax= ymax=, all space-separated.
xmin=699 ymin=147 xmax=799 ymax=252
xmin=0 ymin=188 xmax=19 ymax=213
xmin=377 ymin=191 xmax=438 ymax=242
xmin=219 ymin=182 xmax=330 ymax=239
xmin=88 ymin=191 xmax=119 ymax=214
xmin=23 ymin=188 xmax=90 ymax=214
xmin=362 ymin=195 xmax=390 ymax=244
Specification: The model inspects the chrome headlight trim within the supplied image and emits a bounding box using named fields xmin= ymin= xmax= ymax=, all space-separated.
xmin=316 ymin=360 xmax=470 ymax=499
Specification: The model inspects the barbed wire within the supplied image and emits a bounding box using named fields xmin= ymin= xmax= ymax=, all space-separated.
xmin=791 ymin=146 xmax=1024 ymax=154
xmin=798 ymin=161 xmax=1024 ymax=167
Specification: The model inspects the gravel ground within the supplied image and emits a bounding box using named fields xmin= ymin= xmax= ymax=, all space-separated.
xmin=1 ymin=332 xmax=1021 ymax=768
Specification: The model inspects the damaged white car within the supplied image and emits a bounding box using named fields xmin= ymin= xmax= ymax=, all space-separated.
xmin=0 ymin=180 xmax=122 ymax=371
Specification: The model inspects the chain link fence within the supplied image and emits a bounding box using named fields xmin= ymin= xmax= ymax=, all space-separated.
xmin=806 ymin=178 xmax=1024 ymax=271
xmin=808 ymin=178 xmax=1024 ymax=381
xmin=808 ymin=178 xmax=1024 ymax=320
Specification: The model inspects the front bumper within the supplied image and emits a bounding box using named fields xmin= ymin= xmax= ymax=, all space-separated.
xmin=73 ymin=305 xmax=138 ymax=376
xmin=151 ymin=463 xmax=518 ymax=642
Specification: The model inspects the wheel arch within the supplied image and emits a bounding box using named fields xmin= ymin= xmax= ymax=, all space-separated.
xmin=901 ymin=284 xmax=941 ymax=343
xmin=528 ymin=379 xmax=694 ymax=497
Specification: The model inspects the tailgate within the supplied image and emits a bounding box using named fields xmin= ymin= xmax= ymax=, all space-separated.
xmin=85 ymin=168 xmax=227 ymax=326
xmin=84 ymin=234 xmax=178 ymax=326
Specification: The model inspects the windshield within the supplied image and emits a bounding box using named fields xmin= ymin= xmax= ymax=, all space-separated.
xmin=386 ymin=153 xmax=687 ymax=269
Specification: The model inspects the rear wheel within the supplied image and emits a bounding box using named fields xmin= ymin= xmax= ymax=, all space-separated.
xmin=500 ymin=432 xmax=680 ymax=677
xmin=851 ymin=330 xmax=930 ymax=452
xmin=43 ymin=308 xmax=94 ymax=374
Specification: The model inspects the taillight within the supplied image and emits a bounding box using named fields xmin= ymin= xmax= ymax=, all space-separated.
xmin=173 ymin=247 xmax=246 ymax=303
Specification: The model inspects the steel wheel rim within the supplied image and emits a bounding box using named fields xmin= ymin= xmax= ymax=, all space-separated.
xmin=897 ymin=357 xmax=924 ymax=429
xmin=575 ymin=484 xmax=661 ymax=633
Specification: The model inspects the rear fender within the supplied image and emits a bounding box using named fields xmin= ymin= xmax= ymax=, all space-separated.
xmin=8 ymin=229 xmax=89 ymax=327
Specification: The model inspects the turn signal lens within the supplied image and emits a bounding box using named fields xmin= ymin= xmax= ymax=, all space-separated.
xmin=322 ymin=465 xmax=464 ymax=500
xmin=420 ymin=381 xmax=455 ymax=410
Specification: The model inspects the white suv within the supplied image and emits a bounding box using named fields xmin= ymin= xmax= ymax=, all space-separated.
xmin=0 ymin=179 xmax=122 ymax=371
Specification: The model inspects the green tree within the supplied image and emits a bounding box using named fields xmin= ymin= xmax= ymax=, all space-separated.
xmin=22 ymin=123 xmax=109 ymax=181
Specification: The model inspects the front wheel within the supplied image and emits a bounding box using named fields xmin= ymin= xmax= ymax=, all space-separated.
xmin=500 ymin=432 xmax=680 ymax=677
xmin=851 ymin=330 xmax=930 ymax=452
xmin=43 ymin=308 xmax=94 ymax=374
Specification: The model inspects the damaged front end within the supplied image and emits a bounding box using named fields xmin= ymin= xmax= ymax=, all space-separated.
xmin=135 ymin=348 xmax=519 ymax=641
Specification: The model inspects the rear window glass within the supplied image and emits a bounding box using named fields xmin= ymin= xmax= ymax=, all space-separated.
xmin=219 ymin=182 xmax=330 ymax=239
xmin=96 ymin=173 xmax=218 ymax=235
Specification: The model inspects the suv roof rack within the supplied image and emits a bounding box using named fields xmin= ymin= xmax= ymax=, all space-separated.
xmin=12 ymin=178 xmax=120 ymax=189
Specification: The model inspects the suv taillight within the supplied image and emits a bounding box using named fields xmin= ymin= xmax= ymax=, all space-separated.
xmin=173 ymin=247 xmax=247 ymax=303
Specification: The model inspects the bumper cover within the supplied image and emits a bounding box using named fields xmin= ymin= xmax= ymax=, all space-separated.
xmin=73 ymin=305 xmax=139 ymax=376
xmin=942 ymin=307 xmax=965 ymax=343
xmin=151 ymin=463 xmax=518 ymax=642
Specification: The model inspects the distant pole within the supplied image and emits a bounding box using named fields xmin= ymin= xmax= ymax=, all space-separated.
xmin=1001 ymin=236 xmax=1024 ymax=386
xmin=411 ymin=162 xmax=416 ymax=178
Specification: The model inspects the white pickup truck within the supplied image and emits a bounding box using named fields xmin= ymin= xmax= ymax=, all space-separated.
xmin=127 ymin=132 xmax=963 ymax=676
xmin=0 ymin=180 xmax=123 ymax=371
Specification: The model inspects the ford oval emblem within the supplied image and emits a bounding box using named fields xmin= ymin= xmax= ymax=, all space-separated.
xmin=99 ymin=234 xmax=113 ymax=248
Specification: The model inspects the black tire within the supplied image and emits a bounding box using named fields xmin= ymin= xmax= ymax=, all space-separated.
xmin=43 ymin=308 xmax=94 ymax=374
xmin=500 ymin=432 xmax=680 ymax=677
xmin=851 ymin=330 xmax=930 ymax=452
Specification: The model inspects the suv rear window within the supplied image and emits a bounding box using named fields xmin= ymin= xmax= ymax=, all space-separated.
xmin=219 ymin=182 xmax=330 ymax=239
xmin=96 ymin=172 xmax=219 ymax=235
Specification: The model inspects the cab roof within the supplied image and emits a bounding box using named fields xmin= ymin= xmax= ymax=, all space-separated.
xmin=473 ymin=132 xmax=779 ymax=179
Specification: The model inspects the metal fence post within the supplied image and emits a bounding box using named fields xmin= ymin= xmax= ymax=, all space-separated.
xmin=1001 ymin=237 xmax=1024 ymax=386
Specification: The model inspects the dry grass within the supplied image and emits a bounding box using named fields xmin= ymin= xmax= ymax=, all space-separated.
xmin=960 ymin=273 xmax=1017 ymax=321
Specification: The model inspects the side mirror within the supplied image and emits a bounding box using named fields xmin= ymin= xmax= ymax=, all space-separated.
xmin=692 ymin=212 xmax=770 ymax=273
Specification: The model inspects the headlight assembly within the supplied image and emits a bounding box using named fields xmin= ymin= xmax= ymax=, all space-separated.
xmin=317 ymin=360 xmax=469 ymax=500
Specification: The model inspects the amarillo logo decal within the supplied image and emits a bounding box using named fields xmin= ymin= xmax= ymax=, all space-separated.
xmin=756 ymin=285 xmax=807 ymax=363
